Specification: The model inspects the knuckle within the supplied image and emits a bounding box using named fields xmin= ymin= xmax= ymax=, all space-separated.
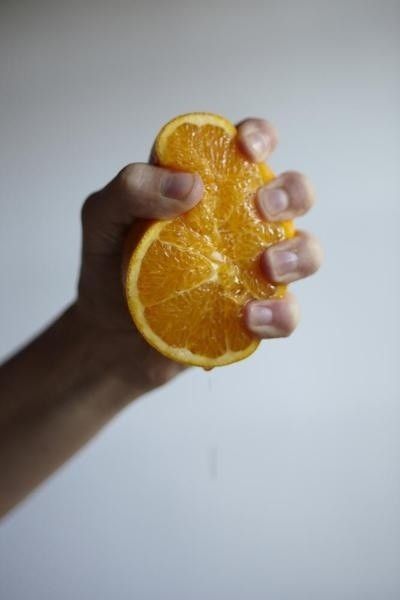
xmin=280 ymin=325 xmax=294 ymax=338
xmin=238 ymin=117 xmax=261 ymax=131
xmin=281 ymin=302 xmax=300 ymax=336
xmin=282 ymin=171 xmax=315 ymax=211
xmin=281 ymin=169 xmax=304 ymax=185
xmin=261 ymin=119 xmax=279 ymax=145
xmin=300 ymin=233 xmax=323 ymax=274
xmin=80 ymin=194 xmax=97 ymax=228
xmin=309 ymin=248 xmax=323 ymax=274
xmin=301 ymin=178 xmax=316 ymax=209
xmin=117 ymin=163 xmax=147 ymax=194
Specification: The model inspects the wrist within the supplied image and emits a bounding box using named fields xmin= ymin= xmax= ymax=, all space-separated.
xmin=63 ymin=303 xmax=147 ymax=412
xmin=70 ymin=301 xmax=160 ymax=408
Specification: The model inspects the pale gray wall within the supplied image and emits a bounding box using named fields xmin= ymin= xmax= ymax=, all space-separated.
xmin=0 ymin=1 xmax=399 ymax=599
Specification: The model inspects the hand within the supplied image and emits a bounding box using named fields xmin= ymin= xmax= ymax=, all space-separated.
xmin=0 ymin=120 xmax=322 ymax=516
xmin=77 ymin=117 xmax=322 ymax=392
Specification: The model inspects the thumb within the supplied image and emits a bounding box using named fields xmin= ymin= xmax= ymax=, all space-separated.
xmin=81 ymin=163 xmax=204 ymax=256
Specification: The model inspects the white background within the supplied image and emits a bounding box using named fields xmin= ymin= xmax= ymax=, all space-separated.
xmin=1 ymin=1 xmax=399 ymax=598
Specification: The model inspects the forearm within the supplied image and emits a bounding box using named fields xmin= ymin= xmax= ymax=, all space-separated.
xmin=0 ymin=304 xmax=144 ymax=518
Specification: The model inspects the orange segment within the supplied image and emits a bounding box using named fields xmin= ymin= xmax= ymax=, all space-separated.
xmin=124 ymin=112 xmax=294 ymax=367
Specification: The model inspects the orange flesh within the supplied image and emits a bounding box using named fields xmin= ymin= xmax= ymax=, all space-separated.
xmin=125 ymin=114 xmax=293 ymax=367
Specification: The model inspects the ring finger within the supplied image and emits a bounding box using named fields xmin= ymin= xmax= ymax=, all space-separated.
xmin=261 ymin=230 xmax=323 ymax=285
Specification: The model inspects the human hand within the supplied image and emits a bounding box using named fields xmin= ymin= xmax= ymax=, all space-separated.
xmin=76 ymin=117 xmax=322 ymax=393
xmin=0 ymin=120 xmax=322 ymax=516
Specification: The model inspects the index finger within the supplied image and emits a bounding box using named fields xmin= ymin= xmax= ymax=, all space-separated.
xmin=235 ymin=118 xmax=279 ymax=162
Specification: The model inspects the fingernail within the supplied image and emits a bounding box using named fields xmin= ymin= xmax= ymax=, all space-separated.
xmin=161 ymin=172 xmax=195 ymax=200
xmin=258 ymin=188 xmax=289 ymax=217
xmin=248 ymin=303 xmax=273 ymax=327
xmin=243 ymin=131 xmax=270 ymax=161
xmin=269 ymin=250 xmax=298 ymax=276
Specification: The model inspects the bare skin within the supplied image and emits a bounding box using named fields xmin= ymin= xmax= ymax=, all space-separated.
xmin=0 ymin=117 xmax=322 ymax=518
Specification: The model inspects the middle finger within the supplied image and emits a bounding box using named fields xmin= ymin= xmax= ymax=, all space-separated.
xmin=256 ymin=170 xmax=316 ymax=221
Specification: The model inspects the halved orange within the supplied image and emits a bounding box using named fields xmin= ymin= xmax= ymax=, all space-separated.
xmin=124 ymin=112 xmax=294 ymax=368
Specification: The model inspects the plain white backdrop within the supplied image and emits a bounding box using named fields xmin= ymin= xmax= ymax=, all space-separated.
xmin=0 ymin=1 xmax=399 ymax=598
